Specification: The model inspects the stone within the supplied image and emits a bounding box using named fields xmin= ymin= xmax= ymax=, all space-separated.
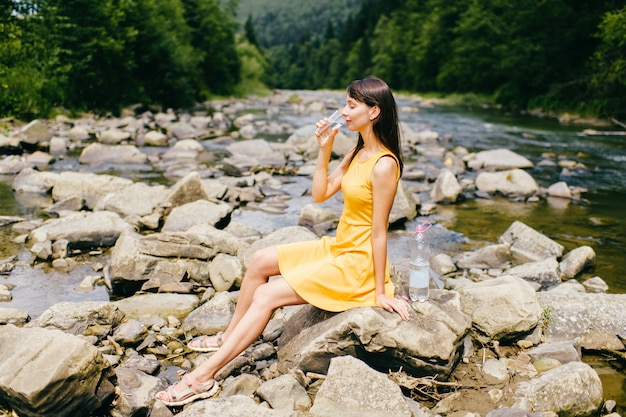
xmin=310 ymin=355 xmax=412 ymax=417
xmin=0 ymin=325 xmax=112 ymax=416
xmin=458 ymin=276 xmax=542 ymax=343
xmin=512 ymin=361 xmax=603 ymax=416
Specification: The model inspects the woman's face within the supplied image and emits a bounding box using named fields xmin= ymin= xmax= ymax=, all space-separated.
xmin=342 ymin=95 xmax=377 ymax=133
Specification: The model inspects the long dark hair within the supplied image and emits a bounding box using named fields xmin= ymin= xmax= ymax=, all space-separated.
xmin=346 ymin=77 xmax=403 ymax=175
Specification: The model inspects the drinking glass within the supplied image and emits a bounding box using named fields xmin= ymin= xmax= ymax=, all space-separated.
xmin=316 ymin=110 xmax=343 ymax=138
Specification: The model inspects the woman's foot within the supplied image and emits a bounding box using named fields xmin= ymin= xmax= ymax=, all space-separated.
xmin=188 ymin=332 xmax=224 ymax=352
xmin=155 ymin=374 xmax=219 ymax=406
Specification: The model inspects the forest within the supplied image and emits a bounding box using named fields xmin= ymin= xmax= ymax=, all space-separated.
xmin=1 ymin=0 xmax=625 ymax=121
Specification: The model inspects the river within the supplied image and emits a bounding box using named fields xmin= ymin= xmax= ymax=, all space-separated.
xmin=0 ymin=90 xmax=624 ymax=407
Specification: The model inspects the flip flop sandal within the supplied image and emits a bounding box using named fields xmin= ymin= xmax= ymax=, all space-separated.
xmin=156 ymin=374 xmax=219 ymax=407
xmin=188 ymin=332 xmax=224 ymax=352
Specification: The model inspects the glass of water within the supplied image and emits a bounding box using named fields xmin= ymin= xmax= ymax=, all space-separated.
xmin=316 ymin=110 xmax=343 ymax=138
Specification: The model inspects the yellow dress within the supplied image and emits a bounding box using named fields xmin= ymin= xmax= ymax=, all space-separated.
xmin=276 ymin=148 xmax=399 ymax=312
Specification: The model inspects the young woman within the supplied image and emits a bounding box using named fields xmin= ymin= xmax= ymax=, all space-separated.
xmin=156 ymin=76 xmax=410 ymax=406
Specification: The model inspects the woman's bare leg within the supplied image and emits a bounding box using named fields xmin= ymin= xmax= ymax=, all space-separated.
xmin=157 ymin=277 xmax=306 ymax=401
xmin=220 ymin=246 xmax=281 ymax=340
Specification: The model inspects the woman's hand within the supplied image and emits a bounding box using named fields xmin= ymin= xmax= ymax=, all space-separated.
xmin=376 ymin=294 xmax=411 ymax=321
xmin=315 ymin=118 xmax=339 ymax=150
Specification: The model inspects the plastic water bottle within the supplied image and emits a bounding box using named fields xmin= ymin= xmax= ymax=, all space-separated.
xmin=409 ymin=222 xmax=432 ymax=302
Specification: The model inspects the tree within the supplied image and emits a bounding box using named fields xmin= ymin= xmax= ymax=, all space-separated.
xmin=183 ymin=0 xmax=241 ymax=97
xmin=41 ymin=0 xmax=140 ymax=112
xmin=588 ymin=6 xmax=626 ymax=118
xmin=244 ymin=14 xmax=259 ymax=46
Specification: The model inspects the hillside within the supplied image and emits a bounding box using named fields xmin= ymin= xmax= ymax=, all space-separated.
xmin=237 ymin=0 xmax=364 ymax=47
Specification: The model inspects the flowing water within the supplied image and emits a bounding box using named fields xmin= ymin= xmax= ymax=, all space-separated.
xmin=0 ymin=90 xmax=624 ymax=408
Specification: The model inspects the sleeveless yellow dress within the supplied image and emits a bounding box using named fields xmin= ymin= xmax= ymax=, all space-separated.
xmin=276 ymin=148 xmax=399 ymax=312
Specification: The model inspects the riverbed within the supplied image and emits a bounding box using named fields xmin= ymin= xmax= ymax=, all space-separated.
xmin=0 ymin=90 xmax=624 ymax=409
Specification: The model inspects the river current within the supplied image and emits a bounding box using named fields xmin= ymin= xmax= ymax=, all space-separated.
xmin=0 ymin=90 xmax=624 ymax=406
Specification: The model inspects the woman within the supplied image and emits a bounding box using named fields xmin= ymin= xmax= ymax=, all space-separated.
xmin=156 ymin=76 xmax=410 ymax=406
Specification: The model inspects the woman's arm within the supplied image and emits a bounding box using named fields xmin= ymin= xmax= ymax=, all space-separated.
xmin=371 ymin=155 xmax=410 ymax=320
xmin=311 ymin=125 xmax=354 ymax=202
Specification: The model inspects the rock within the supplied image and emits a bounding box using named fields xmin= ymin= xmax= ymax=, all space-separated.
xmin=25 ymin=150 xmax=54 ymax=166
xmin=559 ymin=246 xmax=595 ymax=279
xmin=0 ymin=133 xmax=21 ymax=153
xmin=95 ymin=181 xmax=169 ymax=218
xmin=28 ymin=210 xmax=134 ymax=251
xmin=225 ymin=139 xmax=286 ymax=169
xmin=505 ymin=257 xmax=561 ymax=288
xmin=278 ymin=294 xmax=471 ymax=378
xmin=108 ymin=228 xmax=242 ymax=294
xmin=546 ymin=181 xmax=572 ymax=199
xmin=52 ymin=171 xmax=133 ymax=210
xmin=581 ymin=276 xmax=609 ymax=293
xmin=297 ymin=203 xmax=340 ymax=235
xmin=0 ymin=307 xmax=29 ymax=325
xmin=431 ymin=253 xmax=457 ymax=276
xmin=499 ymin=221 xmax=564 ymax=264
xmin=470 ymin=149 xmax=534 ymax=170
xmin=113 ymin=293 xmax=199 ymax=321
xmin=159 ymin=171 xmax=209 ymax=212
xmin=482 ymin=358 xmax=510 ymax=384
xmin=391 ymin=180 xmax=419 ymax=224
xmin=98 ymin=128 xmax=131 ymax=144
xmin=67 ymin=125 xmax=91 ymax=141
xmin=161 ymin=138 xmax=204 ymax=160
xmin=256 ymin=374 xmax=311 ymax=411
xmin=26 ymin=301 xmax=126 ymax=339
xmin=538 ymin=292 xmax=626 ymax=349
xmin=17 ymin=119 xmax=52 ymax=147
xmin=112 ymin=367 xmax=166 ymax=417
xmin=208 ymin=253 xmax=243 ymax=292
xmin=456 ymin=244 xmax=512 ymax=270
xmin=12 ymin=168 xmax=59 ymax=194
xmin=162 ymin=199 xmax=233 ymax=232
xmin=475 ymin=169 xmax=538 ymax=197
xmin=143 ymin=130 xmax=169 ymax=146
xmin=526 ymin=340 xmax=581 ymax=364
xmin=219 ymin=374 xmax=263 ymax=397
xmin=309 ymin=355 xmax=412 ymax=417
xmin=176 ymin=395 xmax=294 ymax=417
xmin=0 ymin=156 xmax=29 ymax=174
xmin=0 ymin=325 xmax=112 ymax=417
xmin=458 ymin=276 xmax=542 ymax=343
xmin=430 ymin=169 xmax=463 ymax=203
xmin=182 ymin=291 xmax=237 ymax=336
xmin=512 ymin=361 xmax=603 ymax=416
xmin=112 ymin=318 xmax=149 ymax=345
xmin=49 ymin=136 xmax=68 ymax=155
xmin=79 ymin=143 xmax=147 ymax=165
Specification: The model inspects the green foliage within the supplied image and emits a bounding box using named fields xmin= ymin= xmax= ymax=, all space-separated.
xmin=257 ymin=0 xmax=626 ymax=119
xmin=588 ymin=6 xmax=626 ymax=118
xmin=237 ymin=0 xmax=365 ymax=47
xmin=233 ymin=35 xmax=272 ymax=96
xmin=0 ymin=0 xmax=245 ymax=119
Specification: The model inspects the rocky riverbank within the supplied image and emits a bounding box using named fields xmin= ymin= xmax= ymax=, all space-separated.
xmin=0 ymin=92 xmax=625 ymax=417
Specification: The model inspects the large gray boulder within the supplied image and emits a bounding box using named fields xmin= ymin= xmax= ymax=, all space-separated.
xmin=499 ymin=221 xmax=564 ymax=264
xmin=28 ymin=210 xmax=134 ymax=251
xmin=26 ymin=301 xmax=126 ymax=339
xmin=457 ymin=276 xmax=542 ymax=343
xmin=475 ymin=169 xmax=538 ymax=197
xmin=0 ymin=325 xmax=113 ymax=417
xmin=278 ymin=291 xmax=471 ymax=378
xmin=51 ymin=171 xmax=133 ymax=209
xmin=538 ymin=292 xmax=626 ymax=350
xmin=108 ymin=228 xmax=241 ymax=294
xmin=310 ymin=355 xmax=413 ymax=417
xmin=512 ymin=361 xmax=603 ymax=416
